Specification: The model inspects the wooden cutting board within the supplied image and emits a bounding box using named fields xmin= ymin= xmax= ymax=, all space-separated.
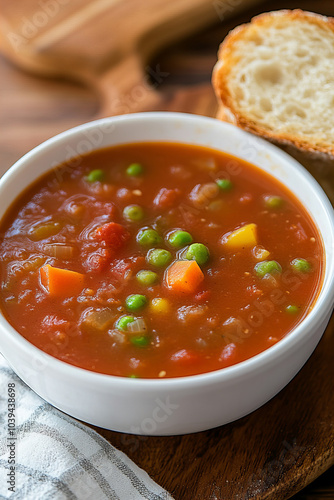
xmin=0 ymin=1 xmax=334 ymax=499
xmin=0 ymin=0 xmax=261 ymax=116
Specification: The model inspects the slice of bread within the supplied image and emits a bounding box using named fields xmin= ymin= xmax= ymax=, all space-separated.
xmin=212 ymin=9 xmax=334 ymax=157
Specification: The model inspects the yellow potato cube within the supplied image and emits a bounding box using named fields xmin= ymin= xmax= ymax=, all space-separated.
xmin=222 ymin=223 xmax=257 ymax=250
xmin=150 ymin=298 xmax=170 ymax=314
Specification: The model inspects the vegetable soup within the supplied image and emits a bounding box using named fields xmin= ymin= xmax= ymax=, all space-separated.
xmin=0 ymin=142 xmax=323 ymax=378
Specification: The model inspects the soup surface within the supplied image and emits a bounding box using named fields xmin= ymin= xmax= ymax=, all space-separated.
xmin=0 ymin=142 xmax=323 ymax=378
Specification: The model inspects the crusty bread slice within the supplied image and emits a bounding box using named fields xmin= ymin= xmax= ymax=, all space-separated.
xmin=212 ymin=9 xmax=334 ymax=157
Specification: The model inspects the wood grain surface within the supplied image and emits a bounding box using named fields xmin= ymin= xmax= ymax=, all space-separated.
xmin=0 ymin=0 xmax=261 ymax=116
xmin=0 ymin=1 xmax=334 ymax=499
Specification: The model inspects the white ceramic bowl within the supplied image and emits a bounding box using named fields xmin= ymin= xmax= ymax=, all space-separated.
xmin=1 ymin=112 xmax=334 ymax=435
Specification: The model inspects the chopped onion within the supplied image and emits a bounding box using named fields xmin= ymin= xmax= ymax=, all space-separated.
xmin=191 ymin=157 xmax=216 ymax=171
xmin=219 ymin=343 xmax=236 ymax=362
xmin=109 ymin=330 xmax=126 ymax=344
xmin=127 ymin=317 xmax=147 ymax=334
xmin=262 ymin=273 xmax=279 ymax=288
xmin=189 ymin=183 xmax=219 ymax=209
xmin=170 ymin=165 xmax=191 ymax=180
xmin=80 ymin=307 xmax=117 ymax=333
xmin=177 ymin=305 xmax=208 ymax=323
xmin=196 ymin=337 xmax=207 ymax=348
xmin=4 ymin=255 xmax=45 ymax=291
xmin=44 ymin=244 xmax=76 ymax=259
xmin=79 ymin=216 xmax=110 ymax=241
xmin=221 ymin=316 xmax=246 ymax=342
xmin=252 ymin=245 xmax=270 ymax=261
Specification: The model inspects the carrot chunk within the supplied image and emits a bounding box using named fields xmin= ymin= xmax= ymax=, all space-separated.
xmin=40 ymin=264 xmax=84 ymax=297
xmin=165 ymin=260 xmax=204 ymax=293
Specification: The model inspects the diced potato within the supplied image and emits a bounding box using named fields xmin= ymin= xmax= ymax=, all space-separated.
xmin=150 ymin=298 xmax=170 ymax=314
xmin=222 ymin=223 xmax=257 ymax=250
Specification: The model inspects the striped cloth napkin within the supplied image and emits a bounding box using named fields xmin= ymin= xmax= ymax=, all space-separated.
xmin=0 ymin=355 xmax=174 ymax=500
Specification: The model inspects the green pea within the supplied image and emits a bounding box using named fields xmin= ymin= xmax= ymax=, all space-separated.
xmin=86 ymin=169 xmax=105 ymax=182
xmin=130 ymin=334 xmax=150 ymax=347
xmin=254 ymin=260 xmax=282 ymax=278
xmin=264 ymin=195 xmax=284 ymax=209
xmin=136 ymin=270 xmax=158 ymax=286
xmin=185 ymin=243 xmax=209 ymax=265
xmin=285 ymin=305 xmax=300 ymax=315
xmin=116 ymin=315 xmax=135 ymax=331
xmin=123 ymin=204 xmax=144 ymax=222
xmin=128 ymin=374 xmax=140 ymax=378
xmin=125 ymin=294 xmax=148 ymax=311
xmin=146 ymin=249 xmax=172 ymax=268
xmin=126 ymin=163 xmax=143 ymax=177
xmin=167 ymin=230 xmax=193 ymax=248
xmin=216 ymin=178 xmax=233 ymax=191
xmin=137 ymin=228 xmax=162 ymax=247
xmin=291 ymin=258 xmax=311 ymax=273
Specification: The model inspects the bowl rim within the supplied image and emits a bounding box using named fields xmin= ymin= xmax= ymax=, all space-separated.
xmin=1 ymin=111 xmax=334 ymax=390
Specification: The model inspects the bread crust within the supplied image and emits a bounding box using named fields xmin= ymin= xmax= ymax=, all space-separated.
xmin=212 ymin=9 xmax=334 ymax=158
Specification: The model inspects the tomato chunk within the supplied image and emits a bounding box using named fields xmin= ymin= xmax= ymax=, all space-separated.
xmin=154 ymin=188 xmax=181 ymax=209
xmin=110 ymin=256 xmax=146 ymax=281
xmin=85 ymin=248 xmax=113 ymax=273
xmin=95 ymin=222 xmax=130 ymax=250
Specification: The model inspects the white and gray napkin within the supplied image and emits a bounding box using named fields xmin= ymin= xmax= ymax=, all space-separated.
xmin=0 ymin=355 xmax=174 ymax=500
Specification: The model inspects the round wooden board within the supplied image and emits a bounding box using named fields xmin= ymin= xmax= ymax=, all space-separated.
xmin=97 ymin=316 xmax=334 ymax=499
xmin=0 ymin=1 xmax=334 ymax=498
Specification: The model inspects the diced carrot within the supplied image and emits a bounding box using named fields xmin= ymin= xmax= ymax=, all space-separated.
xmin=165 ymin=260 xmax=204 ymax=294
xmin=40 ymin=264 xmax=84 ymax=297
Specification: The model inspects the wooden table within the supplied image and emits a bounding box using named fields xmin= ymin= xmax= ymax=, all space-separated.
xmin=1 ymin=1 xmax=334 ymax=498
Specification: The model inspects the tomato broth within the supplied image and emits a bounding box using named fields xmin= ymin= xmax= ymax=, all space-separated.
xmin=0 ymin=142 xmax=323 ymax=378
